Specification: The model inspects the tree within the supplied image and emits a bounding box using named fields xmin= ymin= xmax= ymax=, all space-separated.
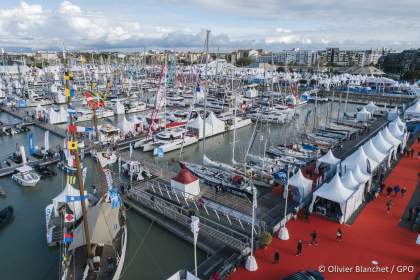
xmin=260 ymin=231 xmax=273 ymax=248
xmin=236 ymin=57 xmax=252 ymax=67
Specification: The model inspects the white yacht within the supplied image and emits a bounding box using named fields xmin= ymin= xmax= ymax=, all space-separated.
xmin=126 ymin=100 xmax=147 ymax=114
xmin=12 ymin=165 xmax=41 ymax=187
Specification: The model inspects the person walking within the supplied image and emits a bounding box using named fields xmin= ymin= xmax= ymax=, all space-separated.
xmin=309 ymin=230 xmax=318 ymax=246
xmin=386 ymin=199 xmax=393 ymax=215
xmin=336 ymin=227 xmax=343 ymax=241
xmin=386 ymin=186 xmax=393 ymax=197
xmin=296 ymin=240 xmax=302 ymax=256
xmin=401 ymin=186 xmax=407 ymax=198
xmin=273 ymin=250 xmax=280 ymax=264
xmin=393 ymin=185 xmax=401 ymax=197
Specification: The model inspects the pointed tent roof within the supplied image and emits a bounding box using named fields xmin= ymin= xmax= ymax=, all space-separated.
xmin=365 ymin=101 xmax=378 ymax=113
xmin=382 ymin=127 xmax=401 ymax=147
xmin=352 ymin=164 xmax=370 ymax=184
xmin=341 ymin=170 xmax=360 ymax=190
xmin=372 ymin=131 xmax=393 ymax=154
xmin=358 ymin=106 xmax=370 ymax=115
xmin=314 ymin=173 xmax=354 ymax=203
xmin=69 ymin=201 xmax=120 ymax=250
xmin=173 ymin=163 xmax=198 ymax=184
xmin=188 ymin=114 xmax=204 ymax=129
xmin=289 ymin=169 xmax=313 ymax=199
xmin=343 ymin=146 xmax=378 ymax=174
xmin=392 ymin=116 xmax=405 ymax=130
xmin=388 ymin=121 xmax=404 ymax=140
xmin=363 ymin=139 xmax=387 ymax=163
xmin=317 ymin=149 xmax=340 ymax=165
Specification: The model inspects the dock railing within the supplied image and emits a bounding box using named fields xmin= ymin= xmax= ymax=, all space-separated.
xmin=127 ymin=186 xmax=251 ymax=254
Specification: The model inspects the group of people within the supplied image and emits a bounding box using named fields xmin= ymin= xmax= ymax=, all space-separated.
xmin=272 ymin=228 xmax=343 ymax=263
xmin=383 ymin=184 xmax=407 ymax=198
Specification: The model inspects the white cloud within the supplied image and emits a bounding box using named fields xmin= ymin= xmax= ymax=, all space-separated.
xmin=0 ymin=0 xmax=418 ymax=50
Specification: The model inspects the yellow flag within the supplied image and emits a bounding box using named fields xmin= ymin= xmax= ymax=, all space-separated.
xmin=68 ymin=141 xmax=78 ymax=150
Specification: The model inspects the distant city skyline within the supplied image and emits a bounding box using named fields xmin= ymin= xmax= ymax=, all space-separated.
xmin=0 ymin=1 xmax=419 ymax=51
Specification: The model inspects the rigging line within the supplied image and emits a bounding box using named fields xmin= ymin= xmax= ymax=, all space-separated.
xmin=120 ymin=219 xmax=155 ymax=279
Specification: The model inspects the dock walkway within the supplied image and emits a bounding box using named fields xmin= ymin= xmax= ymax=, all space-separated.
xmin=0 ymin=106 xmax=67 ymax=138
xmin=0 ymin=156 xmax=60 ymax=177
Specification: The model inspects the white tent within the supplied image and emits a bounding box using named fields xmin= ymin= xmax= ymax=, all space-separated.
xmin=310 ymin=173 xmax=355 ymax=224
xmin=372 ymin=131 xmax=394 ymax=154
xmin=119 ymin=116 xmax=132 ymax=134
xmin=365 ymin=101 xmax=378 ymax=114
xmin=288 ymin=169 xmax=313 ymax=203
xmin=342 ymin=146 xmax=379 ymax=175
xmin=382 ymin=127 xmax=402 ymax=149
xmin=188 ymin=114 xmax=204 ymax=138
xmin=388 ymin=121 xmax=404 ymax=140
xmin=205 ymin=111 xmax=226 ymax=137
xmin=356 ymin=107 xmax=371 ymax=122
xmin=48 ymin=107 xmax=67 ymax=124
xmin=341 ymin=171 xmax=364 ymax=218
xmin=352 ymin=164 xmax=371 ymax=185
xmin=393 ymin=116 xmax=406 ymax=130
xmin=362 ymin=139 xmax=387 ymax=163
xmin=317 ymin=149 xmax=340 ymax=167
xmin=404 ymin=99 xmax=420 ymax=119
xmin=52 ymin=183 xmax=88 ymax=220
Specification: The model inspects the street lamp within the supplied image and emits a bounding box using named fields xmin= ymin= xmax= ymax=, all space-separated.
xmin=190 ymin=216 xmax=200 ymax=277
xmin=245 ymin=186 xmax=258 ymax=271
xmin=278 ymin=166 xmax=290 ymax=240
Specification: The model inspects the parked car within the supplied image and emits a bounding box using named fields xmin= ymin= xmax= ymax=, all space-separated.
xmin=283 ymin=270 xmax=325 ymax=280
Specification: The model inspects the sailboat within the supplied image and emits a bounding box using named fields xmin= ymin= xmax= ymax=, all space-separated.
xmin=59 ymin=63 xmax=127 ymax=280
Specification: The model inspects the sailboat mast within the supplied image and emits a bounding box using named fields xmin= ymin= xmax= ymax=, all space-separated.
xmin=201 ymin=30 xmax=210 ymax=164
xmin=232 ymin=72 xmax=237 ymax=164
xmin=64 ymin=53 xmax=92 ymax=257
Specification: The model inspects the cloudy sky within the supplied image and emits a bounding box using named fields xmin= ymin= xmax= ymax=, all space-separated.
xmin=0 ymin=0 xmax=419 ymax=51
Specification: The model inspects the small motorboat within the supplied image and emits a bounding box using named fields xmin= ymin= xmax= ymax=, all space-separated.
xmin=12 ymin=165 xmax=41 ymax=187
xmin=0 ymin=186 xmax=6 ymax=197
xmin=34 ymin=165 xmax=57 ymax=179
xmin=0 ymin=206 xmax=14 ymax=228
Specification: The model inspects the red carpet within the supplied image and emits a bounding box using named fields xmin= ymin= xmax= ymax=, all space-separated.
xmin=231 ymin=142 xmax=420 ymax=280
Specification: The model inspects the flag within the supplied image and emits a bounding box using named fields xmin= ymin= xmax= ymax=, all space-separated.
xmin=84 ymin=91 xmax=104 ymax=109
xmin=28 ymin=132 xmax=35 ymax=156
xmin=108 ymin=189 xmax=122 ymax=209
xmin=66 ymin=195 xmax=86 ymax=203
xmin=76 ymin=126 xmax=93 ymax=133
xmin=63 ymin=232 xmax=73 ymax=244
xmin=64 ymin=212 xmax=74 ymax=223
xmin=68 ymin=124 xmax=77 ymax=134
xmin=68 ymin=140 xmax=78 ymax=150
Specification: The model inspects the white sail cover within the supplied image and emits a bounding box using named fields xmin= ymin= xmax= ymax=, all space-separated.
xmin=362 ymin=139 xmax=387 ymax=163
xmin=52 ymin=183 xmax=88 ymax=219
xmin=372 ymin=131 xmax=393 ymax=154
xmin=19 ymin=145 xmax=27 ymax=165
xmin=317 ymin=149 xmax=340 ymax=166
xmin=69 ymin=201 xmax=120 ymax=250
xmin=288 ymin=169 xmax=313 ymax=200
